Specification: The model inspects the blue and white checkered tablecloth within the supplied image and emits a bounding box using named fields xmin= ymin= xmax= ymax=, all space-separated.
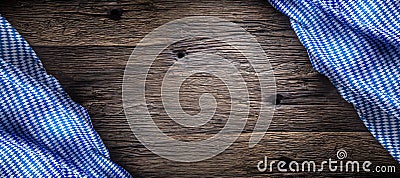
xmin=269 ymin=0 xmax=400 ymax=163
xmin=0 ymin=15 xmax=132 ymax=177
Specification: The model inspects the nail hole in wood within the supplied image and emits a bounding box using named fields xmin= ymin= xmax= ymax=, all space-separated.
xmin=177 ymin=51 xmax=186 ymax=59
xmin=268 ymin=94 xmax=284 ymax=105
xmin=108 ymin=8 xmax=123 ymax=20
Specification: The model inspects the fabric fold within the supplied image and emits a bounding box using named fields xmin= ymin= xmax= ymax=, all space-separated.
xmin=0 ymin=15 xmax=131 ymax=177
xmin=269 ymin=0 xmax=400 ymax=162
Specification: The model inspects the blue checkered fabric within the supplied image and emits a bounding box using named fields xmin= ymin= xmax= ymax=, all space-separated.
xmin=0 ymin=15 xmax=131 ymax=177
xmin=269 ymin=0 xmax=400 ymax=162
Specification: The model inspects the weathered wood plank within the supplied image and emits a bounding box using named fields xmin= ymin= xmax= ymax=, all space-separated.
xmin=86 ymin=105 xmax=365 ymax=133
xmin=0 ymin=0 xmax=291 ymax=46
xmin=31 ymin=46 xmax=345 ymax=105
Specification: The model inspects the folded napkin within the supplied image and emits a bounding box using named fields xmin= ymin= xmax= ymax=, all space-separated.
xmin=269 ymin=0 xmax=400 ymax=162
xmin=0 ymin=15 xmax=131 ymax=177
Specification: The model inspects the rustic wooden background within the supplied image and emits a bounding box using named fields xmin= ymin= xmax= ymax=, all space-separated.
xmin=1 ymin=0 xmax=398 ymax=177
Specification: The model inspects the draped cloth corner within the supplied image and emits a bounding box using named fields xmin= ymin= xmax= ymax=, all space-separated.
xmin=0 ymin=15 xmax=131 ymax=177
xmin=269 ymin=0 xmax=400 ymax=163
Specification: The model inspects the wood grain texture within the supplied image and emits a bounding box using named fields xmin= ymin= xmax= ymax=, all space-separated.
xmin=0 ymin=0 xmax=398 ymax=177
